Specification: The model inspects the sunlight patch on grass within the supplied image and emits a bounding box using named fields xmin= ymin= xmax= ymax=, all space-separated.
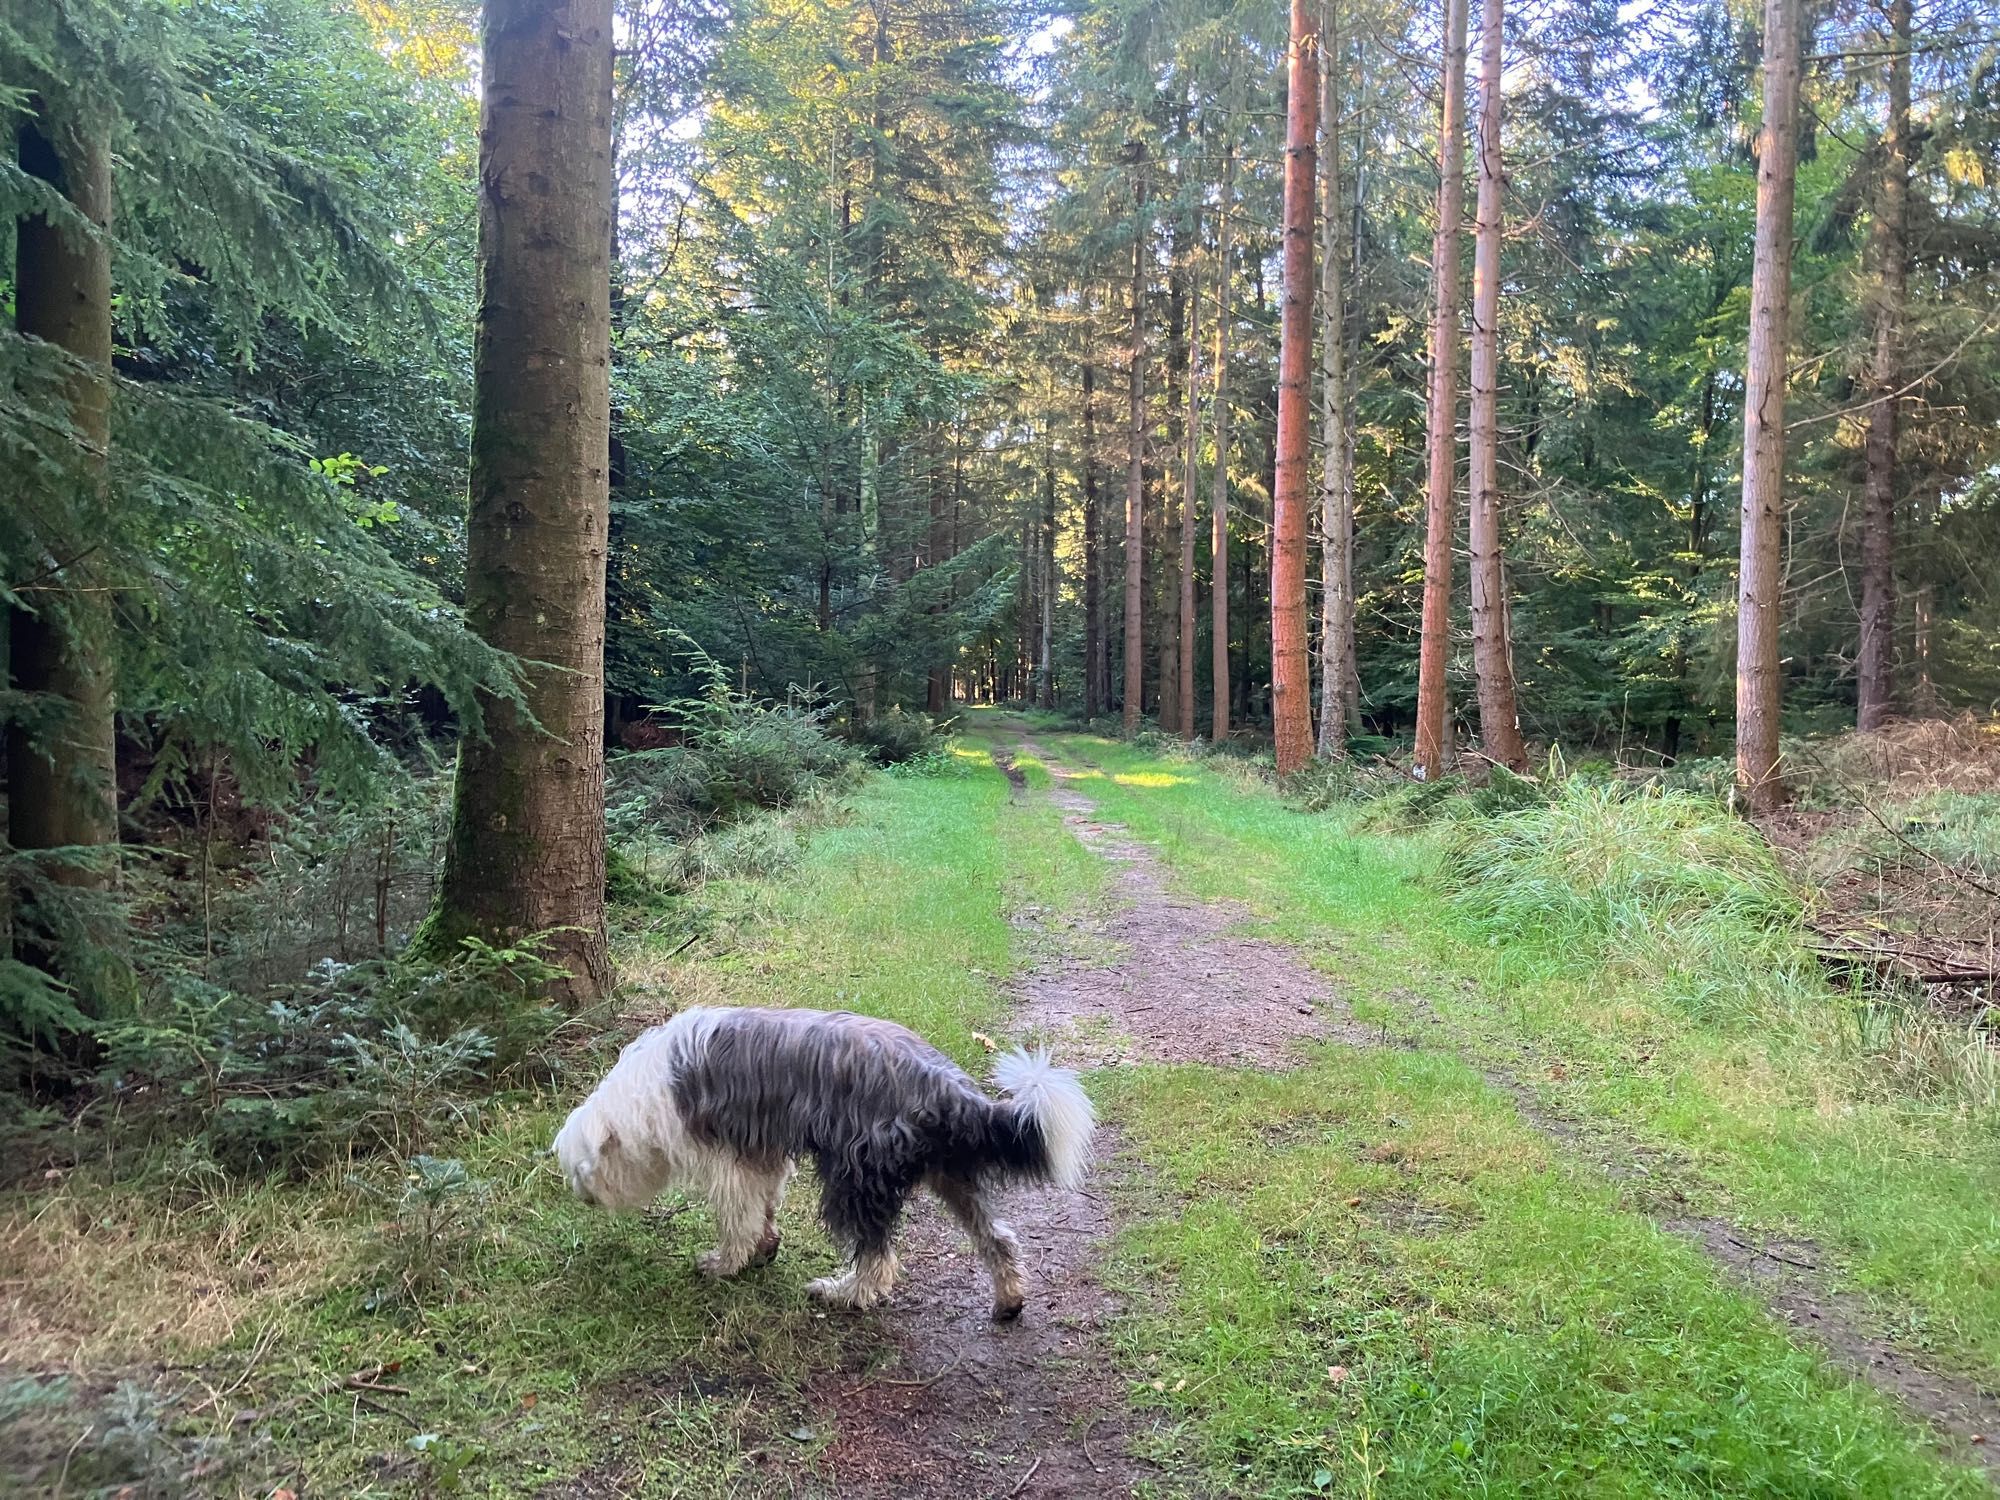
xmin=1112 ymin=771 xmax=1190 ymax=788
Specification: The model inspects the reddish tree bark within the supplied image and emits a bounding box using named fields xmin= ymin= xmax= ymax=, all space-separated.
xmin=1467 ymin=0 xmax=1527 ymax=770
xmin=1735 ymin=0 xmax=1805 ymax=811
xmin=1270 ymin=0 xmax=1320 ymax=776
xmin=1413 ymin=0 xmax=1470 ymax=781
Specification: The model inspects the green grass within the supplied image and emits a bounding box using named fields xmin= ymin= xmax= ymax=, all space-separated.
xmin=10 ymin=719 xmax=1996 ymax=1496
xmin=1020 ymin=725 xmax=2000 ymax=1389
xmin=2 ymin=744 xmax=1087 ymax=1497
xmin=1099 ymin=1053 xmax=1990 ymax=1497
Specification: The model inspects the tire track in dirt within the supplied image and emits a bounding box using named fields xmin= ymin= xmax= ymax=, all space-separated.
xmin=807 ymin=733 xmax=1358 ymax=1499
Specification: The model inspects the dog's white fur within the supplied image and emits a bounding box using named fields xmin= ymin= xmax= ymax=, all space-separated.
xmin=552 ymin=1006 xmax=1094 ymax=1316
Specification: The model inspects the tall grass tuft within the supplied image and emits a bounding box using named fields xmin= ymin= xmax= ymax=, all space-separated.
xmin=1440 ymin=780 xmax=1815 ymax=1023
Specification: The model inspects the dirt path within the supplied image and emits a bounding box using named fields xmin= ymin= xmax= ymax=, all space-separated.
xmin=823 ymin=726 xmax=1997 ymax=1492
xmin=810 ymin=735 xmax=1344 ymax=1498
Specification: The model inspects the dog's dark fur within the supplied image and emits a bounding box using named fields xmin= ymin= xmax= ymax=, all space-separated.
xmin=553 ymin=1006 xmax=1095 ymax=1316
xmin=674 ymin=1009 xmax=1054 ymax=1266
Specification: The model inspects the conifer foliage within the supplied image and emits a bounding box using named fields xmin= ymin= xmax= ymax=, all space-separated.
xmin=5 ymin=0 xmax=2000 ymax=1068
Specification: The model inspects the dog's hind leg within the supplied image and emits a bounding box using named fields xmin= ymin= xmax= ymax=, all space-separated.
xmin=696 ymin=1155 xmax=790 ymax=1279
xmin=805 ymin=1244 xmax=901 ymax=1309
xmin=931 ymin=1174 xmax=1025 ymax=1322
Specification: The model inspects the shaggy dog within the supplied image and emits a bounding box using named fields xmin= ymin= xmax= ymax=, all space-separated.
xmin=553 ymin=1006 xmax=1095 ymax=1319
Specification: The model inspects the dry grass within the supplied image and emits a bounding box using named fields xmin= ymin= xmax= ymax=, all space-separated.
xmin=0 ymin=1175 xmax=354 ymax=1366
xmin=1805 ymin=714 xmax=2000 ymax=798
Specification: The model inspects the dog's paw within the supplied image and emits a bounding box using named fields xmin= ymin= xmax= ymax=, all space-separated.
xmin=695 ymin=1248 xmax=741 ymax=1279
xmin=991 ymin=1296 xmax=1024 ymax=1323
xmin=747 ymin=1230 xmax=781 ymax=1268
xmin=807 ymin=1272 xmax=884 ymax=1310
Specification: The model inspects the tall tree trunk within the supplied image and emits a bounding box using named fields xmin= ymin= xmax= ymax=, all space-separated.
xmin=432 ymin=0 xmax=615 ymax=1003
xmin=1857 ymin=0 xmax=1910 ymax=732
xmin=1413 ymin=0 xmax=1470 ymax=782
xmin=10 ymin=102 xmax=121 ymax=1026
xmin=1179 ymin=202 xmax=1202 ymax=740
xmin=1735 ymin=0 xmax=1804 ymax=812
xmin=1210 ymin=142 xmax=1236 ymax=745
xmin=1122 ymin=151 xmax=1149 ymax=734
xmin=1316 ymin=3 xmax=1358 ymax=757
xmin=1466 ymin=0 xmax=1527 ymax=770
xmin=1082 ymin=334 xmax=1104 ymax=720
xmin=1270 ymin=0 xmax=1320 ymax=776
xmin=1038 ymin=418 xmax=1057 ymax=709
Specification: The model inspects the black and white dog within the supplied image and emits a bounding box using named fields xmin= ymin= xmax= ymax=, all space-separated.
xmin=553 ymin=1006 xmax=1095 ymax=1320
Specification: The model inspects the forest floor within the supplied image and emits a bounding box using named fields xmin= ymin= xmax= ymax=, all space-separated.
xmin=6 ymin=710 xmax=2000 ymax=1497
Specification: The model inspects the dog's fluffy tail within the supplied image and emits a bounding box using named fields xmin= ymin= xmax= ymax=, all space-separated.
xmin=993 ymin=1047 xmax=1095 ymax=1191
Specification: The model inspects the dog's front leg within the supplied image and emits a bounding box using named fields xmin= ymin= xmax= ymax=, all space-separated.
xmin=696 ymin=1158 xmax=788 ymax=1279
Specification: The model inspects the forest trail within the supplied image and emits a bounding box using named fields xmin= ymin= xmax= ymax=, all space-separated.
xmin=813 ymin=728 xmax=1346 ymax=1497
xmin=817 ymin=721 xmax=2000 ymax=1496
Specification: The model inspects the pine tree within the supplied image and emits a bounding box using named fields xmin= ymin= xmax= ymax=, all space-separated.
xmin=1210 ymin=139 xmax=1236 ymax=746
xmin=1466 ymin=0 xmax=1526 ymax=770
xmin=1735 ymin=0 xmax=1805 ymax=811
xmin=1270 ymin=0 xmax=1320 ymax=776
xmin=1413 ymin=0 xmax=1470 ymax=781
xmin=430 ymin=0 xmax=617 ymax=1000
xmin=1316 ymin=0 xmax=1358 ymax=755
xmin=10 ymin=97 xmax=120 ymax=917
xmin=1122 ymin=150 xmax=1150 ymax=734
xmin=1856 ymin=0 xmax=1910 ymax=732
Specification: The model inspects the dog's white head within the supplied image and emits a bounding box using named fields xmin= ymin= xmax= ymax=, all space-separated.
xmin=553 ymin=1093 xmax=661 ymax=1211
xmin=553 ymin=1025 xmax=695 ymax=1211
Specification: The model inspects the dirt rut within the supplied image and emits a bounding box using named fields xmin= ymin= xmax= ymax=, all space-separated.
xmin=810 ymin=737 xmax=1340 ymax=1498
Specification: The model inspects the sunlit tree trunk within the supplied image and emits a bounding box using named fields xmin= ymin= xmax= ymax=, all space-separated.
xmin=1210 ymin=142 xmax=1236 ymax=745
xmin=432 ymin=0 xmax=615 ymax=1002
xmin=10 ymin=104 xmax=120 ymax=923
xmin=1270 ymin=0 xmax=1320 ymax=776
xmin=1735 ymin=0 xmax=1804 ymax=811
xmin=1316 ymin=1 xmax=1357 ymax=757
xmin=1857 ymin=0 xmax=1910 ymax=732
xmin=1413 ymin=0 xmax=1469 ymax=781
xmin=1467 ymin=0 xmax=1527 ymax=770
xmin=1122 ymin=151 xmax=1149 ymax=734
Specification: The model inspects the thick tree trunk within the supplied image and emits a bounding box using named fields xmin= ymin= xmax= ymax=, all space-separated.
xmin=432 ymin=0 xmax=615 ymax=1002
xmin=1857 ymin=0 xmax=1910 ymax=732
xmin=1414 ymin=0 xmax=1469 ymax=781
xmin=10 ymin=108 xmax=120 ymax=920
xmin=1210 ymin=143 xmax=1236 ymax=745
xmin=1735 ymin=0 xmax=1804 ymax=812
xmin=1122 ymin=153 xmax=1149 ymax=734
xmin=1270 ymin=0 xmax=1320 ymax=776
xmin=1316 ymin=5 xmax=1358 ymax=757
xmin=1466 ymin=0 xmax=1527 ymax=771
xmin=1082 ymin=339 xmax=1104 ymax=720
